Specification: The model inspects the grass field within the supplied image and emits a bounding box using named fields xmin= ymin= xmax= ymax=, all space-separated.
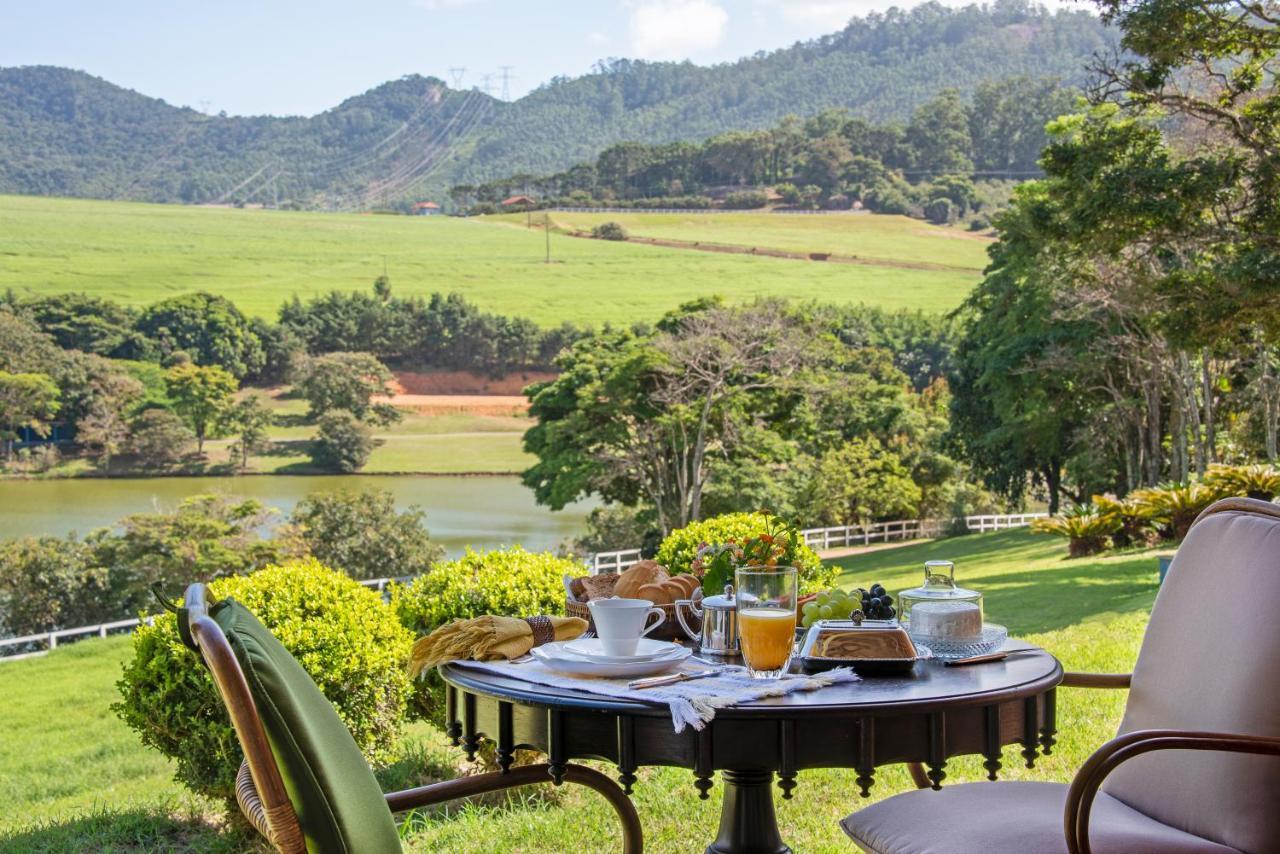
xmin=0 ymin=529 xmax=1157 ymax=852
xmin=518 ymin=210 xmax=992 ymax=272
xmin=0 ymin=195 xmax=981 ymax=325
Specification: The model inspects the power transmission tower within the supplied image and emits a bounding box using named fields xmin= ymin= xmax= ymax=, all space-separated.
xmin=481 ymin=73 xmax=494 ymax=97
xmin=449 ymin=67 xmax=466 ymax=89
xmin=499 ymin=66 xmax=514 ymax=101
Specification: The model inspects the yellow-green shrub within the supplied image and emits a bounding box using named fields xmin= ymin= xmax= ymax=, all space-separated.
xmin=655 ymin=513 xmax=836 ymax=593
xmin=1203 ymin=463 xmax=1280 ymax=502
xmin=113 ymin=559 xmax=413 ymax=804
xmin=1031 ymin=506 xmax=1120 ymax=557
xmin=390 ymin=547 xmax=580 ymax=725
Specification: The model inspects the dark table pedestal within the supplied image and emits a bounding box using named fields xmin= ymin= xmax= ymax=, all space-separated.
xmin=707 ymin=769 xmax=790 ymax=854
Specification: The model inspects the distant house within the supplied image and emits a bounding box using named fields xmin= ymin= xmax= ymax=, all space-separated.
xmin=500 ymin=195 xmax=537 ymax=209
xmin=412 ymin=201 xmax=441 ymax=216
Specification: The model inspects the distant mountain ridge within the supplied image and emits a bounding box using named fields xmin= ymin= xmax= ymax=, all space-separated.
xmin=0 ymin=1 xmax=1117 ymax=208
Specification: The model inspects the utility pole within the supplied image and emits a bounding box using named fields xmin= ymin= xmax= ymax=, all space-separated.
xmin=544 ymin=213 xmax=551 ymax=263
xmin=448 ymin=67 xmax=466 ymax=89
xmin=499 ymin=66 xmax=514 ymax=101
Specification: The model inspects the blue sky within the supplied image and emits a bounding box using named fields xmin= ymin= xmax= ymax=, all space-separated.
xmin=1 ymin=0 xmax=1014 ymax=116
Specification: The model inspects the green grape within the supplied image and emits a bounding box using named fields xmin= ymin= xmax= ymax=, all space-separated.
xmin=802 ymin=602 xmax=819 ymax=617
xmin=816 ymin=592 xmax=830 ymax=606
xmin=801 ymin=614 xmax=815 ymax=628
xmin=818 ymin=604 xmax=834 ymax=619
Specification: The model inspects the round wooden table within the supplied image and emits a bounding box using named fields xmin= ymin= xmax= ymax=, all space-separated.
xmin=439 ymin=643 xmax=1062 ymax=854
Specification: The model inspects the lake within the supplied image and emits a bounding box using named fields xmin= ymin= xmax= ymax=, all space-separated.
xmin=0 ymin=475 xmax=595 ymax=558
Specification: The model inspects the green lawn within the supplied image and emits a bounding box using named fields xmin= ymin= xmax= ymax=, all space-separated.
xmin=519 ymin=210 xmax=992 ymax=272
xmin=0 ymin=195 xmax=978 ymax=325
xmin=0 ymin=529 xmax=1157 ymax=851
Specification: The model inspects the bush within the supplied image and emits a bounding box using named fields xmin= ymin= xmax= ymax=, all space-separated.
xmin=655 ymin=513 xmax=835 ymax=593
xmin=391 ymin=547 xmax=579 ymax=724
xmin=1129 ymin=482 xmax=1219 ymax=541
xmin=310 ymin=410 xmax=375 ymax=472
xmin=113 ymin=559 xmax=413 ymax=804
xmin=572 ymin=505 xmax=658 ymax=557
xmin=1092 ymin=494 xmax=1156 ymax=549
xmin=924 ymin=197 xmax=955 ymax=224
xmin=774 ymin=183 xmax=801 ymax=205
xmin=1030 ymin=506 xmax=1120 ymax=557
xmin=0 ymin=535 xmax=111 ymax=637
xmin=1203 ymin=463 xmax=1280 ymax=501
xmin=286 ymin=488 xmax=443 ymax=580
xmin=591 ymin=221 xmax=628 ymax=241
xmin=126 ymin=408 xmax=195 ymax=468
xmin=723 ymin=191 xmax=769 ymax=210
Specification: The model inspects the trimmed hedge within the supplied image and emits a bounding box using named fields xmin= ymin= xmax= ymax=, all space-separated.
xmin=113 ymin=559 xmax=413 ymax=804
xmin=391 ymin=547 xmax=579 ymax=724
xmin=655 ymin=513 xmax=836 ymax=593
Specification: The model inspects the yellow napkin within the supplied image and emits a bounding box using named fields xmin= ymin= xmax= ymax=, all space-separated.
xmin=408 ymin=615 xmax=588 ymax=677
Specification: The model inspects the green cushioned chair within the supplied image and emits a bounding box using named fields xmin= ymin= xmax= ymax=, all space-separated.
xmin=183 ymin=583 xmax=643 ymax=853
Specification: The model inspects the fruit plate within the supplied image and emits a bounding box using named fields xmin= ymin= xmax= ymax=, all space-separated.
xmin=531 ymin=641 xmax=690 ymax=678
xmin=562 ymin=638 xmax=682 ymax=662
xmin=906 ymin=623 xmax=1007 ymax=661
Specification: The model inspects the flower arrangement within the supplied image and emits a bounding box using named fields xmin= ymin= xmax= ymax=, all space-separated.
xmin=691 ymin=511 xmax=807 ymax=594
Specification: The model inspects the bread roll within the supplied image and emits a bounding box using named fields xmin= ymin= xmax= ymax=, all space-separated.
xmin=580 ymin=573 xmax=619 ymax=601
xmin=670 ymin=574 xmax=701 ymax=598
xmin=615 ymin=559 xmax=669 ymax=599
xmin=637 ymin=582 xmax=674 ymax=605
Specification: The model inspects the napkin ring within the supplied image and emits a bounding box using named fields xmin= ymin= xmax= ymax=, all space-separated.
xmin=524 ymin=616 xmax=554 ymax=646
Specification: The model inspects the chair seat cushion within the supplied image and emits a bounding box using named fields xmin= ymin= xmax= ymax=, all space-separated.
xmin=841 ymin=781 xmax=1240 ymax=854
xmin=215 ymin=599 xmax=402 ymax=854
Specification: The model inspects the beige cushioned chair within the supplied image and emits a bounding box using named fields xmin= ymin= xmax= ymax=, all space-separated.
xmin=841 ymin=498 xmax=1280 ymax=854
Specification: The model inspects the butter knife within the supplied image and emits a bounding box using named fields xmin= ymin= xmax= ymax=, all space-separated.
xmin=628 ymin=669 xmax=718 ymax=690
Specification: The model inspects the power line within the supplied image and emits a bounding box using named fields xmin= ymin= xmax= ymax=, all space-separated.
xmin=449 ymin=67 xmax=466 ymax=89
xmin=480 ymin=73 xmax=494 ymax=97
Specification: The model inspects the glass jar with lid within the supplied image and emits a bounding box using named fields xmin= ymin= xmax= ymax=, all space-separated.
xmin=899 ymin=560 xmax=984 ymax=644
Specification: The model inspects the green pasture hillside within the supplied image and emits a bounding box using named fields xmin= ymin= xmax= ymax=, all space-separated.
xmin=0 ymin=195 xmax=979 ymax=325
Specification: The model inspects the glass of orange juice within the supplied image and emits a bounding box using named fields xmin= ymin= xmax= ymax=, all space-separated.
xmin=735 ymin=567 xmax=798 ymax=679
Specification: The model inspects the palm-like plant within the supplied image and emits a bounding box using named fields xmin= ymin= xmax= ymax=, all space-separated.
xmin=1129 ymin=482 xmax=1218 ymax=542
xmin=1031 ymin=504 xmax=1121 ymax=557
xmin=1092 ymin=494 xmax=1156 ymax=549
xmin=1203 ymin=463 xmax=1280 ymax=502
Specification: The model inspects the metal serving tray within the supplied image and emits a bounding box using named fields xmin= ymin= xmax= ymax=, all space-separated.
xmin=798 ymin=619 xmax=926 ymax=675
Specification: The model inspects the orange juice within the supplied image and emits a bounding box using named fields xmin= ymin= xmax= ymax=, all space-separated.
xmin=738 ymin=607 xmax=796 ymax=672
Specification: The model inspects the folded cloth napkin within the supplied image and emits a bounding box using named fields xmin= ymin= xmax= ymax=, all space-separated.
xmin=408 ymin=615 xmax=587 ymax=677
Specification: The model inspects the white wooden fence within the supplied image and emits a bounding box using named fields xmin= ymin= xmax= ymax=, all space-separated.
xmin=587 ymin=513 xmax=1046 ymax=574
xmin=0 ymin=577 xmax=406 ymax=662
xmin=0 ymin=513 xmax=1044 ymax=661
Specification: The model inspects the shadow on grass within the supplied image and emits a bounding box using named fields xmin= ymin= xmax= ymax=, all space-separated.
xmin=257 ymin=440 xmax=311 ymax=458
xmin=273 ymin=413 xmax=311 ymax=429
xmin=0 ymin=807 xmax=254 ymax=854
xmin=833 ymin=530 xmax=1162 ymax=636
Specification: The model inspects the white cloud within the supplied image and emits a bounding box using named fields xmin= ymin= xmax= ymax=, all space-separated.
xmin=588 ymin=30 xmax=610 ymax=46
xmin=628 ymin=0 xmax=729 ymax=60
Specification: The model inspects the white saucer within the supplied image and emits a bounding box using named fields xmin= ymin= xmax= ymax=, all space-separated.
xmin=563 ymin=638 xmax=680 ymax=662
xmin=532 ymin=642 xmax=690 ymax=678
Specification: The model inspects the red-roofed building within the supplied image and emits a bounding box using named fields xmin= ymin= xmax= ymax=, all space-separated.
xmin=412 ymin=201 xmax=441 ymax=216
xmin=500 ymin=195 xmax=537 ymax=209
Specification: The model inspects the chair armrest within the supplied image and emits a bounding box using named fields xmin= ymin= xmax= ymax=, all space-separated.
xmin=385 ymin=762 xmax=642 ymax=853
xmin=1064 ymin=728 xmax=1280 ymax=854
xmin=1060 ymin=672 xmax=1131 ymax=689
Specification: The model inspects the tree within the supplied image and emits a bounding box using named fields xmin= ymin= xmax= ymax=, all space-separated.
xmin=219 ymin=394 xmax=274 ymax=472
xmin=797 ymin=437 xmax=921 ymax=526
xmin=285 ymin=489 xmax=443 ymax=580
xmin=0 ymin=536 xmax=111 ymax=637
xmin=18 ymin=293 xmax=151 ymax=359
xmin=126 ymin=408 xmax=196 ymax=468
xmin=907 ymin=89 xmax=974 ymax=175
xmin=165 ymin=364 xmax=238 ymax=453
xmin=798 ymin=135 xmax=854 ymax=196
xmin=523 ymin=303 xmax=813 ymax=533
xmin=310 ymin=410 xmax=375 ymax=472
xmin=135 ymin=292 xmax=264 ymax=378
xmin=76 ymin=370 xmax=144 ymax=471
xmin=91 ymin=495 xmax=282 ymax=613
xmin=0 ymin=371 xmax=60 ymax=460
xmin=296 ymin=352 xmax=400 ymax=425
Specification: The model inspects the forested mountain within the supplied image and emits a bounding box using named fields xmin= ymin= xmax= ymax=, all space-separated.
xmin=0 ymin=1 xmax=1116 ymax=208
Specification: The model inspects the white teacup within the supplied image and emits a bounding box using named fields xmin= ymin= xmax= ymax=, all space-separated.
xmin=587 ymin=597 xmax=666 ymax=657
